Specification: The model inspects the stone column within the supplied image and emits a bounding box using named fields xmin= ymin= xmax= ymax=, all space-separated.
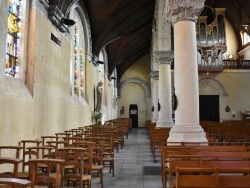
xmin=146 ymin=97 xmax=152 ymax=120
xmin=164 ymin=0 xmax=207 ymax=143
xmin=116 ymin=96 xmax=121 ymax=118
xmin=155 ymin=51 xmax=174 ymax=128
xmin=151 ymin=71 xmax=159 ymax=123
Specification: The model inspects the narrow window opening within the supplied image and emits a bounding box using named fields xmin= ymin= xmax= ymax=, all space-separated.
xmin=50 ymin=33 xmax=61 ymax=47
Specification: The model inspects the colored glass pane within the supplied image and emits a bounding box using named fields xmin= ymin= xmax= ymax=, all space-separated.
xmin=5 ymin=0 xmax=21 ymax=77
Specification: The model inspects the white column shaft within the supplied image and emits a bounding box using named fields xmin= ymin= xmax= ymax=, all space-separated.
xmin=151 ymin=79 xmax=159 ymax=123
xmin=168 ymin=20 xmax=207 ymax=143
xmin=156 ymin=63 xmax=174 ymax=127
xmin=174 ymin=21 xmax=199 ymax=126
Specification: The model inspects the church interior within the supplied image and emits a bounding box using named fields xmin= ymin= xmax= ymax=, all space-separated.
xmin=0 ymin=0 xmax=250 ymax=187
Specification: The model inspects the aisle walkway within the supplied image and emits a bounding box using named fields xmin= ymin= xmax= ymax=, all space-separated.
xmin=92 ymin=128 xmax=163 ymax=188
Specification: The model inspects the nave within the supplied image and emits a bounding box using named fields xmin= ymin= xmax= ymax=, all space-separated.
xmin=91 ymin=128 xmax=162 ymax=188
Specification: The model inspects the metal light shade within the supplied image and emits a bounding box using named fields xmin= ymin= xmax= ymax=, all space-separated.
xmin=61 ymin=18 xmax=75 ymax=26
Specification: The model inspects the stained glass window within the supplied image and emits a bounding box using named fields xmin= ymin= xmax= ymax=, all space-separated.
xmin=73 ymin=21 xmax=79 ymax=96
xmin=72 ymin=19 xmax=86 ymax=98
xmin=98 ymin=51 xmax=105 ymax=105
xmin=240 ymin=27 xmax=250 ymax=46
xmin=98 ymin=51 xmax=105 ymax=83
xmin=6 ymin=0 xmax=21 ymax=77
xmin=80 ymin=48 xmax=85 ymax=97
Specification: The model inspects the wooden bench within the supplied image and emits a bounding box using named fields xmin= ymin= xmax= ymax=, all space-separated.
xmin=151 ymin=133 xmax=169 ymax=162
xmin=176 ymin=167 xmax=217 ymax=188
xmin=176 ymin=167 xmax=250 ymax=188
xmin=168 ymin=155 xmax=202 ymax=188
xmin=168 ymin=153 xmax=250 ymax=188
xmin=161 ymin=145 xmax=249 ymax=188
xmin=0 ymin=178 xmax=31 ymax=187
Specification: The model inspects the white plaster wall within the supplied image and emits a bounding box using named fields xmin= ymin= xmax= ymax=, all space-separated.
xmin=120 ymin=83 xmax=147 ymax=127
xmin=119 ymin=54 xmax=150 ymax=127
xmin=239 ymin=46 xmax=250 ymax=60
xmin=224 ymin=18 xmax=239 ymax=59
xmin=121 ymin=54 xmax=150 ymax=85
xmin=0 ymin=4 xmax=101 ymax=146
xmin=199 ymin=70 xmax=250 ymax=121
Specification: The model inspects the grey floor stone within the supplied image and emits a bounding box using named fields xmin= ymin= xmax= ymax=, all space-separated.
xmin=91 ymin=128 xmax=166 ymax=188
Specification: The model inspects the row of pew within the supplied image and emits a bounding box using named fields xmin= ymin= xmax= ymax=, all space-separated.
xmin=147 ymin=121 xmax=250 ymax=188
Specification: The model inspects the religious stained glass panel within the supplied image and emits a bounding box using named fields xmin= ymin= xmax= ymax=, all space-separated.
xmin=6 ymin=0 xmax=21 ymax=77
xmin=73 ymin=21 xmax=79 ymax=96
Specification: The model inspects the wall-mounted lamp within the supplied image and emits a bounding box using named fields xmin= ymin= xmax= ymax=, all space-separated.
xmin=232 ymin=111 xmax=235 ymax=117
xmin=111 ymin=77 xmax=116 ymax=80
xmin=96 ymin=60 xmax=104 ymax=65
xmin=225 ymin=105 xmax=230 ymax=112
xmin=61 ymin=18 xmax=75 ymax=26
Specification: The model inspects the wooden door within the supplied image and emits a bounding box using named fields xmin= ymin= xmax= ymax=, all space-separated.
xmin=199 ymin=95 xmax=219 ymax=122
xmin=129 ymin=104 xmax=138 ymax=128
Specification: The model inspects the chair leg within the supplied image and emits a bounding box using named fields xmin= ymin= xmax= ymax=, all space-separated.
xmin=112 ymin=161 xmax=114 ymax=177
xmin=100 ymin=169 xmax=103 ymax=188
xmin=162 ymin=172 xmax=166 ymax=188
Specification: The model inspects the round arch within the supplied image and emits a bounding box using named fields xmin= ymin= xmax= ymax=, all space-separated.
xmin=118 ymin=77 xmax=151 ymax=97
xmin=199 ymin=77 xmax=228 ymax=96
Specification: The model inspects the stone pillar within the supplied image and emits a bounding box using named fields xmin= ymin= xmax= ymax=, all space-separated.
xmin=146 ymin=97 xmax=152 ymax=121
xmin=164 ymin=0 xmax=207 ymax=143
xmin=116 ymin=96 xmax=121 ymax=118
xmin=151 ymin=71 xmax=159 ymax=123
xmin=155 ymin=51 xmax=174 ymax=128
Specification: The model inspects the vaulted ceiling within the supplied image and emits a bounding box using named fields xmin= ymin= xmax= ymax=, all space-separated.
xmin=47 ymin=0 xmax=250 ymax=81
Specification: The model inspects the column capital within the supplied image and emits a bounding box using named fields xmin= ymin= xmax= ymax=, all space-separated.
xmin=150 ymin=71 xmax=159 ymax=80
xmin=164 ymin=0 xmax=205 ymax=24
xmin=154 ymin=51 xmax=174 ymax=64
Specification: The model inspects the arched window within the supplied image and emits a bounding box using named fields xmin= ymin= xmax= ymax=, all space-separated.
xmin=68 ymin=2 xmax=91 ymax=101
xmin=70 ymin=10 xmax=86 ymax=98
xmin=98 ymin=50 xmax=107 ymax=105
xmin=241 ymin=26 xmax=250 ymax=46
xmin=5 ymin=0 xmax=21 ymax=77
xmin=98 ymin=51 xmax=105 ymax=83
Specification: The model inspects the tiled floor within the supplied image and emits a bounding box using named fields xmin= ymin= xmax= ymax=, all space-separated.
xmin=91 ymin=128 xmax=164 ymax=188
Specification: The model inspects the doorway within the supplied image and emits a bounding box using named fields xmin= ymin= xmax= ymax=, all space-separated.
xmin=199 ymin=95 xmax=219 ymax=122
xmin=129 ymin=104 xmax=138 ymax=128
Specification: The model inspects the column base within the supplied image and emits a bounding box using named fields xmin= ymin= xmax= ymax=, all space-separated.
xmin=167 ymin=125 xmax=208 ymax=143
xmin=156 ymin=118 xmax=174 ymax=128
xmin=151 ymin=118 xmax=158 ymax=123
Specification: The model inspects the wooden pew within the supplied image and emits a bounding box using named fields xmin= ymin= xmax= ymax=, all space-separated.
xmin=151 ymin=133 xmax=169 ymax=162
xmin=148 ymin=128 xmax=170 ymax=162
xmin=176 ymin=167 xmax=250 ymax=188
xmin=161 ymin=145 xmax=249 ymax=188
xmin=168 ymin=155 xmax=202 ymax=188
xmin=168 ymin=153 xmax=250 ymax=188
xmin=217 ymin=168 xmax=250 ymax=187
xmin=176 ymin=167 xmax=217 ymax=188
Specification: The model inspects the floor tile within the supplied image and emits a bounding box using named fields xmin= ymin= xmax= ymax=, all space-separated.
xmin=91 ymin=128 xmax=165 ymax=188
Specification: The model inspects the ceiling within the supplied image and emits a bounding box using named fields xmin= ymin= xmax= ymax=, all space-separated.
xmin=48 ymin=0 xmax=250 ymax=81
